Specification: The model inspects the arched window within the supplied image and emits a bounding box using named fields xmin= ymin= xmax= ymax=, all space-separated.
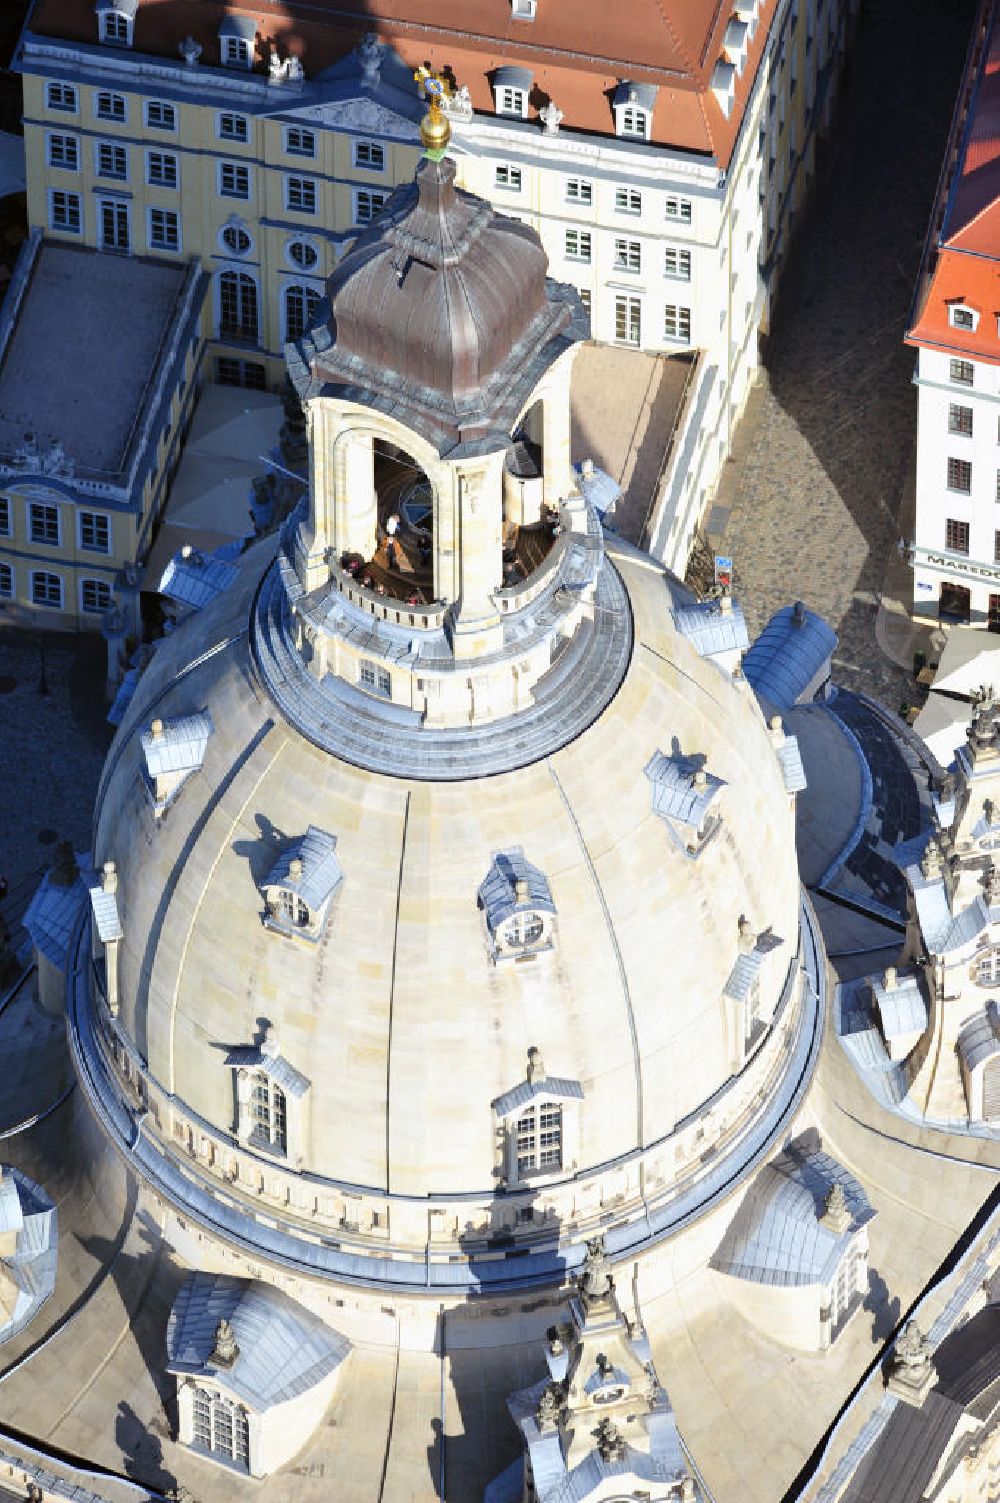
xmin=505 ymin=911 xmax=545 ymax=949
xmin=250 ymin=1070 xmax=287 ymax=1151
xmin=218 ymin=270 xmax=257 ymax=341
xmin=221 ymin=222 xmax=251 ymax=257
xmin=191 ymin=1387 xmax=250 ymax=1469
xmin=284 ymin=284 xmax=321 ymax=342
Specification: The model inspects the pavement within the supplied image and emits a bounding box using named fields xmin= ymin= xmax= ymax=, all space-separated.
xmin=704 ymin=0 xmax=976 ymax=712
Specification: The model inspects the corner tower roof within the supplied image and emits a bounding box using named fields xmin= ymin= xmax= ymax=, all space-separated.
xmin=291 ymin=155 xmax=587 ymax=455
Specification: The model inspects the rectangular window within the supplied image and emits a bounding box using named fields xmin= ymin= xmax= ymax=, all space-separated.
xmin=97 ymin=141 xmax=127 ymax=180
xmin=618 ymin=106 xmax=649 ymax=139
xmin=47 ymin=133 xmax=78 ymax=170
xmin=47 ymin=82 xmax=77 ymax=113
xmin=950 ymin=358 xmax=975 ymax=386
xmin=98 ymin=196 xmax=130 ymax=252
xmin=613 ymin=238 xmax=641 ymax=273
xmin=0 ymin=497 xmax=9 ymax=536
xmin=578 ymin=287 xmax=592 ymax=314
xmin=614 ymin=185 xmax=642 ymax=215
xmin=219 ymin=161 xmax=251 ymax=199
xmin=665 ymin=195 xmax=693 ymax=224
xmin=994 ymin=531 xmax=1000 ymax=565
xmin=31 ymin=571 xmax=63 ymax=608
xmin=285 ymin=125 xmax=316 ymax=157
xmin=615 ymin=294 xmax=641 ymax=346
xmin=948 ymin=403 xmax=973 ymax=436
xmin=216 ymin=357 xmax=266 ymax=389
xmin=29 ymin=503 xmax=60 ymax=547
xmin=286 ymin=175 xmax=317 ymax=213
xmin=947 ymin=456 xmax=972 ymax=493
xmin=359 ymin=659 xmax=392 ymax=697
xmin=81 ymin=578 xmax=113 ymax=614
xmin=49 ymin=189 xmax=81 ymax=233
xmin=664 ymin=304 xmax=692 ymax=341
xmin=565 ymin=229 xmax=592 ymax=263
xmin=217 ymin=111 xmax=249 ymax=143
xmin=80 ymin=511 xmax=111 ymax=553
xmin=146 ymin=150 xmax=178 ymax=188
xmin=497 ymin=86 xmax=526 ymax=116
xmin=495 ymin=163 xmax=522 ymax=191
xmin=946 ymin=518 xmax=971 ymax=554
xmin=148 ymin=207 xmax=180 ymax=251
xmin=95 ymin=91 xmax=126 ymax=124
xmin=354 ymin=139 xmax=386 ymax=171
xmin=0 ymin=562 xmax=11 ymax=598
xmin=223 ymin=36 xmax=251 ymax=67
xmin=664 ymin=247 xmax=692 ymax=281
xmin=538 ymin=1103 xmax=563 ymax=1169
xmin=354 ymin=188 xmax=387 ymax=225
xmin=565 ymin=177 xmax=593 ymax=206
xmin=145 ymin=100 xmax=176 ymax=131
xmin=952 ymin=306 xmax=975 ymax=330
xmin=101 ymin=12 xmax=130 ymax=45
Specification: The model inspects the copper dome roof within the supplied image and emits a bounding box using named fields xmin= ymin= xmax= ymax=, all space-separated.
xmin=294 ymin=156 xmax=587 ymax=455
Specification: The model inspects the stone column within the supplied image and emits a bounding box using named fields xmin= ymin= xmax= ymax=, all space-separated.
xmin=295 ymin=402 xmax=330 ymax=591
xmin=449 ymin=450 xmax=506 ymax=659
xmin=102 ymin=605 xmax=127 ymax=692
xmin=339 ymin=431 xmax=377 ymax=561
xmin=102 ymin=860 xmax=120 ymax=1018
xmin=540 ymin=352 xmax=576 ymax=506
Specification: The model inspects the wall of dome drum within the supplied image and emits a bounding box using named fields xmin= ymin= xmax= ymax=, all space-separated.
xmin=64 ymin=529 xmax=823 ymax=1304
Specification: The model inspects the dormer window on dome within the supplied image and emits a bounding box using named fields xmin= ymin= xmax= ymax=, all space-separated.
xmin=261 ymin=827 xmax=342 ymax=942
xmin=219 ymin=15 xmax=255 ymax=70
xmin=645 ymin=748 xmax=725 ymax=855
xmin=493 ymin=66 xmax=533 ymax=118
xmin=141 ymin=712 xmax=212 ymax=818
xmin=95 ymin=0 xmax=136 ymax=47
xmin=478 ymin=848 xmax=556 ymax=963
xmin=226 ymin=1029 xmax=310 ymax=1160
xmin=613 ymin=82 xmax=657 ymax=140
xmin=724 ymin=918 xmax=784 ymax=1061
xmin=492 ymin=1050 xmax=583 ymax=1187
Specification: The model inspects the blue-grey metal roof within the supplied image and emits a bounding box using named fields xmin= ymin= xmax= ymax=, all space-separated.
xmin=0 ymin=1168 xmax=57 ymax=1344
xmin=723 ymin=929 xmax=784 ymax=1002
xmin=492 ymin=1076 xmax=584 ymax=1119
xmin=776 ymin=735 xmax=808 ymax=794
xmin=94 ymin=0 xmax=139 ymax=15
xmin=141 ymin=711 xmax=212 ymax=779
xmin=906 ymin=866 xmax=989 ymax=955
xmin=711 ymin=1142 xmax=874 ymax=1288
xmin=107 ymin=665 xmax=142 ymax=728
xmin=957 ymin=1007 xmax=1000 ymax=1075
xmin=88 ymin=885 xmax=122 ymax=944
xmin=478 ymin=848 xmax=555 ymax=931
xmin=612 ymin=81 xmax=659 ymax=112
xmin=218 ymin=14 xmax=257 ymax=40
xmin=671 ymin=599 xmax=749 ymax=659
xmin=574 ymin=463 xmax=620 ymax=518
xmin=166 ymin=1273 xmax=350 ymax=1412
xmin=645 ymin=750 xmax=724 ymax=830
xmin=225 ymin=1046 xmax=310 ymax=1100
xmin=159 ymin=548 xmax=240 ymax=611
xmin=0 ymin=1175 xmax=22 ymax=1238
xmin=494 ymin=65 xmax=533 ymax=91
xmin=743 ymin=603 xmax=838 ymax=712
xmin=23 ymin=857 xmax=94 ymax=968
xmin=870 ymin=973 xmax=927 ymax=1039
xmin=263 ymin=826 xmax=343 ymax=912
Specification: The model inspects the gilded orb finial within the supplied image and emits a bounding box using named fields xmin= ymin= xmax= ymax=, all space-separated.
xmin=414 ymin=66 xmax=453 ymax=156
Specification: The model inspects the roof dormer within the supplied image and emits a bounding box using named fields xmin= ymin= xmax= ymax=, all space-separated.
xmin=219 ymin=15 xmax=256 ymax=70
xmin=478 ymin=847 xmax=556 ymax=963
xmin=492 ymin=65 xmax=532 ymax=118
xmin=724 ymin=17 xmax=750 ymax=72
xmin=948 ymin=299 xmax=979 ymax=333
xmin=140 ymin=711 xmax=212 ymax=818
xmin=261 ymin=827 xmax=343 ymax=942
xmin=711 ymin=59 xmax=738 ymax=117
xmin=645 ymin=748 xmax=725 ymax=854
xmin=95 ymin=0 xmax=136 ymax=47
xmin=612 ymin=82 xmax=657 ymax=141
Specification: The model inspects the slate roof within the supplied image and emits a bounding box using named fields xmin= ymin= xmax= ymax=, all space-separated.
xmin=23 ymin=855 xmax=94 ymax=968
xmin=262 ymin=826 xmax=343 ymax=913
xmin=575 ymin=463 xmax=620 ymax=518
xmin=711 ymin=1142 xmax=874 ymax=1288
xmin=225 ymin=1046 xmax=311 ymax=1100
xmin=141 ymin=712 xmax=213 ymax=779
xmin=106 ymin=665 xmax=143 ymax=728
xmin=159 ymin=547 xmax=240 ymax=611
xmin=907 ymin=871 xmax=990 ymax=956
xmin=165 ymin=1274 xmax=350 ymax=1412
xmin=88 ymin=886 xmax=122 ymax=944
xmin=672 ymin=598 xmax=749 ymax=660
xmin=743 ymin=603 xmax=838 ymax=712
xmin=645 ymin=750 xmax=725 ymax=830
xmin=0 ymin=1168 xmax=57 ymax=1343
xmin=478 ymin=848 xmax=555 ymax=931
xmin=871 ymin=973 xmax=928 ymax=1039
xmin=723 ymin=930 xmax=784 ymax=1003
xmin=492 ymin=1076 xmax=584 ymax=1120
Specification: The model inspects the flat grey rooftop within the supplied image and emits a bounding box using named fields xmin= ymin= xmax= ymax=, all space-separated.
xmin=0 ymin=242 xmax=187 ymax=474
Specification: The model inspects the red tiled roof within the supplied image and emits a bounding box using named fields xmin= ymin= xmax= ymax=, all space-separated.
xmin=907 ymin=246 xmax=1000 ymax=365
xmin=25 ymin=0 xmax=779 ymax=168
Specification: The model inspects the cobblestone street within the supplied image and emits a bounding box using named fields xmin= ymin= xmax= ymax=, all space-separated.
xmin=708 ymin=0 xmax=976 ymax=707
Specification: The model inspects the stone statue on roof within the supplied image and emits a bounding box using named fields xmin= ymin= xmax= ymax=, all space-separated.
xmin=594 ymin=1416 xmax=626 ymax=1461
xmin=536 ymin=1381 xmax=563 ymax=1431
xmin=357 ymin=32 xmax=384 ymax=90
xmin=894 ymin=1319 xmax=933 ymax=1374
xmin=579 ymin=1235 xmax=613 ymax=1304
xmin=211 ymin=1316 xmax=239 ymax=1368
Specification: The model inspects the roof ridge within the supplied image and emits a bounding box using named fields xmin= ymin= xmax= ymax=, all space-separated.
xmin=648 ymin=0 xmax=700 ymax=78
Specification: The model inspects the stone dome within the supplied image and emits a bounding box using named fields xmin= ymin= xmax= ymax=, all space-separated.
xmin=298 ymin=156 xmax=587 ymax=452
xmin=75 ymin=534 xmax=813 ymax=1288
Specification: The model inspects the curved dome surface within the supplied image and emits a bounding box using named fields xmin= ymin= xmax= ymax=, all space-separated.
xmin=91 ymin=539 xmax=803 ymax=1221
